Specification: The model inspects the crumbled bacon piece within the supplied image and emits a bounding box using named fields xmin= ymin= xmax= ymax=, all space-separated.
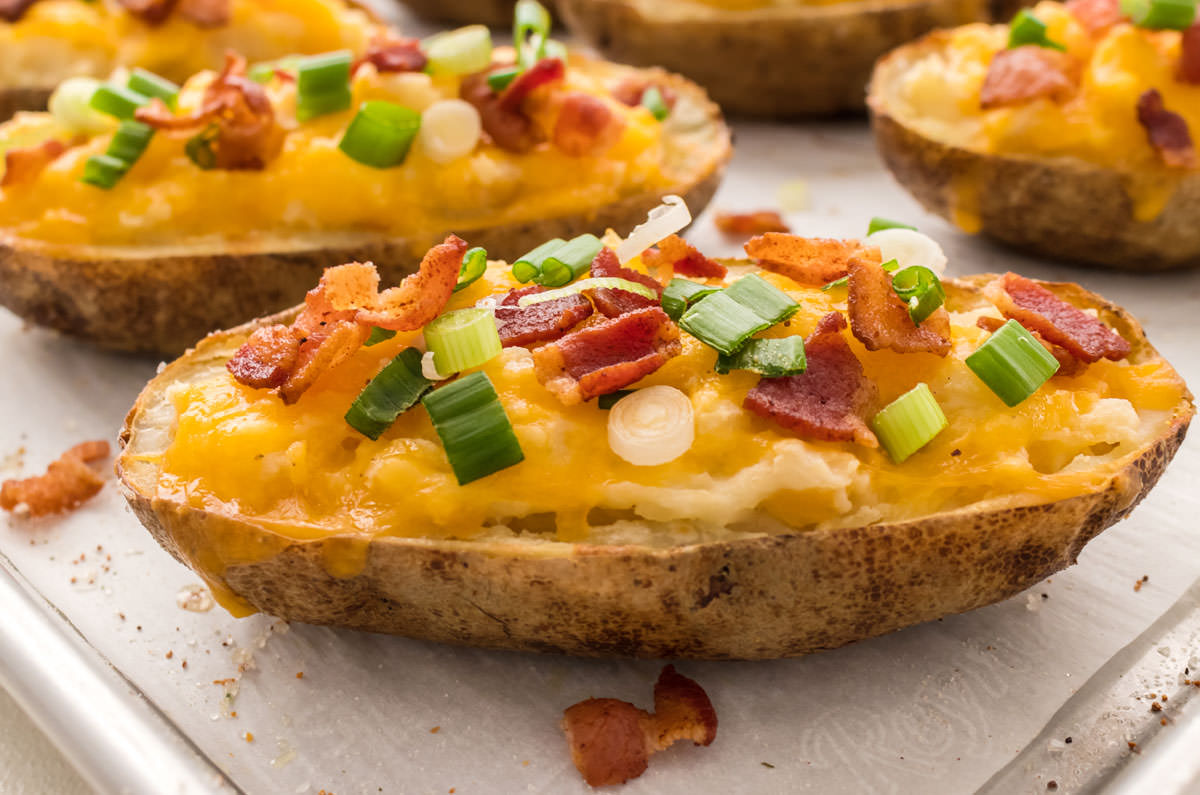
xmin=553 ymin=92 xmax=625 ymax=157
xmin=226 ymin=325 xmax=299 ymax=389
xmin=500 ymin=285 xmax=545 ymax=306
xmin=355 ymin=35 xmax=427 ymax=74
xmin=641 ymin=234 xmax=726 ymax=280
xmin=1065 ymin=0 xmax=1125 ymax=34
xmin=1182 ymin=24 xmax=1200 ymax=84
xmin=847 ymin=258 xmax=951 ymax=356
xmin=584 ymin=287 xmax=658 ymax=318
xmin=714 ymin=210 xmax=791 ymax=237
xmin=1136 ymin=89 xmax=1197 ymax=168
xmin=980 ymin=47 xmax=1078 ymax=109
xmin=119 ymin=0 xmax=229 ymax=25
xmin=1 ymin=441 xmax=110 ymax=517
xmin=499 ymin=57 xmax=565 ymax=114
xmin=136 ymin=53 xmax=283 ymax=170
xmin=744 ymin=313 xmax=878 ymax=447
xmin=118 ymin=0 xmax=175 ymax=23
xmin=590 ymin=247 xmax=664 ymax=296
xmin=561 ymin=665 xmax=717 ymax=788
xmin=0 ymin=0 xmax=38 ymax=22
xmin=533 ymin=307 xmax=681 ymax=404
xmin=1 ymin=139 xmax=68 ymax=188
xmin=985 ymin=273 xmax=1131 ymax=363
xmin=357 ymin=235 xmax=466 ymax=330
xmin=461 ymin=70 xmax=539 ymax=153
xmin=977 ymin=316 xmax=1087 ymax=377
xmin=611 ymin=77 xmax=677 ymax=109
xmin=744 ymin=234 xmax=879 ymax=285
xmin=495 ymin=293 xmax=594 ymax=347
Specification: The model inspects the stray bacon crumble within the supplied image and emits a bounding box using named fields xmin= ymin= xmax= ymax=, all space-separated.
xmin=561 ymin=665 xmax=717 ymax=788
xmin=714 ymin=210 xmax=791 ymax=237
xmin=0 ymin=440 xmax=110 ymax=517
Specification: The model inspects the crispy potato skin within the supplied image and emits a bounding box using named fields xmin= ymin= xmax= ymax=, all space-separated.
xmin=868 ymin=33 xmax=1200 ymax=270
xmin=116 ymin=274 xmax=1193 ymax=659
xmin=557 ymin=0 xmax=989 ymax=117
xmin=395 ymin=0 xmax=556 ymax=26
xmin=0 ymin=70 xmax=728 ymax=355
xmin=0 ymin=87 xmax=52 ymax=121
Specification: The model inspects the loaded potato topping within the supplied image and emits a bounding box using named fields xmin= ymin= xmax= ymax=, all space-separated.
xmin=0 ymin=2 xmax=699 ymax=248
xmin=141 ymin=207 xmax=1188 ymax=565
xmin=883 ymin=0 xmax=1200 ymax=219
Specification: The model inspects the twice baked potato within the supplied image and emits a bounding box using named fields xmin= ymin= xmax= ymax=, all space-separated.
xmin=869 ymin=1 xmax=1200 ymax=269
xmin=0 ymin=0 xmax=385 ymax=120
xmin=116 ymin=225 xmax=1192 ymax=659
xmin=556 ymin=0 xmax=993 ymax=116
xmin=0 ymin=35 xmax=729 ymax=354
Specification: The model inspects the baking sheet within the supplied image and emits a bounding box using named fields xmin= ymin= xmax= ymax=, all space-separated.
xmin=2 ymin=17 xmax=1200 ymax=792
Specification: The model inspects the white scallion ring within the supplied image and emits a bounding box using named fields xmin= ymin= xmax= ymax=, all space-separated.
xmin=616 ymin=195 xmax=691 ymax=265
xmin=864 ymin=228 xmax=948 ymax=277
xmin=607 ymin=386 xmax=695 ymax=466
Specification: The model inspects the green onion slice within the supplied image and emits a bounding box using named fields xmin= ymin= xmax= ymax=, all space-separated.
xmin=338 ymin=101 xmax=420 ymax=168
xmin=679 ymin=291 xmax=773 ymax=355
xmin=184 ymin=124 xmax=220 ymax=170
xmin=424 ymin=308 xmax=503 ymax=374
xmin=80 ymin=154 xmax=128 ymax=189
xmin=536 ymin=234 xmax=605 ymax=287
xmin=297 ymin=50 xmax=353 ymax=94
xmin=965 ymin=319 xmax=1060 ymax=407
xmin=597 ymin=389 xmax=635 ymax=410
xmin=454 ymin=247 xmax=488 ymax=293
xmin=89 ymin=84 xmax=151 ymax=120
xmin=514 ymin=0 xmax=552 ymax=69
xmin=248 ymin=55 xmax=302 ymax=84
xmin=517 ymin=276 xmax=657 ymax=307
xmin=821 ymin=258 xmax=899 ymax=292
xmin=487 ymin=66 xmax=521 ymax=93
xmin=724 ymin=273 xmax=799 ymax=325
xmin=364 ymin=327 xmax=397 ymax=346
xmin=105 ymin=119 xmax=153 ymax=164
xmin=422 ymin=372 xmax=524 ymax=485
xmin=425 ymin=25 xmax=493 ymax=75
xmin=867 ymin=217 xmax=917 ymax=235
xmin=1007 ymin=9 xmax=1067 ymax=51
xmin=1120 ymin=0 xmax=1197 ymax=28
xmin=641 ymin=86 xmax=670 ymax=121
xmin=661 ymin=277 xmax=720 ymax=320
xmin=345 ymin=347 xmax=433 ymax=440
xmin=891 ymin=265 xmax=945 ymax=325
xmin=297 ymin=87 xmax=353 ymax=121
xmin=715 ymin=336 xmax=807 ymax=377
xmin=127 ymin=68 xmax=179 ymax=110
xmin=512 ymin=237 xmax=565 ymax=283
xmin=871 ymin=383 xmax=948 ymax=463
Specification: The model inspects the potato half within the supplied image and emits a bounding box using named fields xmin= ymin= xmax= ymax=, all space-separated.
xmin=116 ymin=273 xmax=1192 ymax=660
xmin=868 ymin=31 xmax=1200 ymax=270
xmin=0 ymin=68 xmax=728 ymax=355
xmin=395 ymin=0 xmax=557 ymax=27
xmin=556 ymin=0 xmax=991 ymax=117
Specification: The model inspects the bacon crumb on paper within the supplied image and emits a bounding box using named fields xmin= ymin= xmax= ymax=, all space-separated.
xmin=0 ymin=440 xmax=110 ymax=517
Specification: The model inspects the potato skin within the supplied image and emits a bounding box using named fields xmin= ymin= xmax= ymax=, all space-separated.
xmin=0 ymin=69 xmax=728 ymax=355
xmin=116 ymin=274 xmax=1193 ymax=659
xmin=557 ymin=0 xmax=989 ymax=117
xmin=868 ymin=33 xmax=1200 ymax=270
xmin=0 ymin=87 xmax=52 ymax=121
xmin=394 ymin=0 xmax=556 ymax=26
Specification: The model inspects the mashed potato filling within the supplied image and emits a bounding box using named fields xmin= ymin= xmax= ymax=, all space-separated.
xmin=147 ymin=264 xmax=1187 ymax=570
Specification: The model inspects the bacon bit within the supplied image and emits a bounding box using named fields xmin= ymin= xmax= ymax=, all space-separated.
xmin=584 ymin=287 xmax=658 ymax=318
xmin=590 ymin=247 xmax=664 ymax=295
xmin=500 ymin=285 xmax=545 ymax=306
xmin=561 ymin=665 xmax=717 ymax=788
xmin=354 ymin=35 xmax=428 ymax=75
xmin=553 ymin=92 xmax=625 ymax=157
xmin=118 ymin=0 xmax=175 ymax=23
xmin=0 ymin=441 xmax=110 ymax=517
xmin=1134 ymin=574 xmax=1149 ymax=592
xmin=980 ymin=47 xmax=1078 ymax=109
xmin=641 ymin=234 xmax=726 ymax=280
xmin=847 ymin=258 xmax=951 ymax=356
xmin=1 ymin=139 xmax=69 ymax=188
xmin=136 ymin=53 xmax=283 ymax=170
xmin=533 ymin=307 xmax=681 ymax=404
xmin=176 ymin=0 xmax=230 ymax=26
xmin=0 ymin=0 xmax=38 ymax=22
xmin=495 ymin=293 xmax=594 ymax=347
xmin=499 ymin=58 xmax=566 ymax=114
xmin=1136 ymin=89 xmax=1197 ymax=168
xmin=714 ymin=211 xmax=791 ymax=237
xmin=744 ymin=234 xmax=879 ymax=286
xmin=611 ymin=77 xmax=677 ymax=109
xmin=986 ymin=273 xmax=1131 ymax=363
xmin=1182 ymin=24 xmax=1200 ymax=84
xmin=226 ymin=325 xmax=299 ymax=389
xmin=357 ymin=235 xmax=466 ymax=330
xmin=1065 ymin=0 xmax=1125 ymax=33
xmin=744 ymin=313 xmax=878 ymax=448
xmin=461 ymin=71 xmax=539 ymax=153
xmin=976 ymin=316 xmax=1087 ymax=377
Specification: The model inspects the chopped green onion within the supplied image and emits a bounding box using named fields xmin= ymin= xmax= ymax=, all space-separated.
xmin=345 ymin=347 xmax=433 ymax=439
xmin=127 ymin=68 xmax=179 ymax=110
xmin=512 ymin=238 xmax=565 ymax=283
xmin=891 ymin=265 xmax=945 ymax=325
xmin=422 ymin=372 xmax=524 ymax=485
xmin=598 ymin=389 xmax=634 ymax=410
xmin=184 ymin=124 xmax=219 ymax=170
xmin=514 ymin=0 xmax=552 ymax=69
xmin=424 ymin=308 xmax=502 ymax=374
xmin=871 ymin=383 xmax=948 ymax=463
xmin=966 ymin=319 xmax=1060 ymax=407
xmin=297 ymin=86 xmax=353 ymax=121
xmin=105 ymin=120 xmax=153 ymax=164
xmin=715 ymin=336 xmax=806 ymax=377
xmin=454 ymin=247 xmax=488 ymax=293
xmin=364 ymin=327 xmax=397 ymax=346
xmin=821 ymin=258 xmax=899 ymax=292
xmin=338 ymin=101 xmax=421 ymax=168
xmin=1007 ymin=9 xmax=1067 ymax=51
xmin=1120 ymin=0 xmax=1197 ymax=28
xmin=867 ymin=217 xmax=917 ymax=235
xmin=295 ymin=50 xmax=353 ymax=121
xmin=89 ymin=84 xmax=151 ymax=120
xmin=248 ymin=55 xmax=302 ymax=84
xmin=426 ymin=25 xmax=493 ymax=75
xmin=641 ymin=87 xmax=670 ymax=121
xmin=661 ymin=277 xmax=720 ymax=320
xmin=724 ymin=274 xmax=799 ymax=325
xmin=487 ymin=66 xmax=521 ymax=93
xmin=679 ymin=291 xmax=773 ymax=355
xmin=536 ymin=234 xmax=604 ymax=287
xmin=80 ymin=154 xmax=128 ymax=189
xmin=517 ymin=276 xmax=657 ymax=306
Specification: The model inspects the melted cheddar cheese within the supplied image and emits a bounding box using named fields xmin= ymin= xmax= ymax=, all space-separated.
xmin=885 ymin=1 xmax=1200 ymax=221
